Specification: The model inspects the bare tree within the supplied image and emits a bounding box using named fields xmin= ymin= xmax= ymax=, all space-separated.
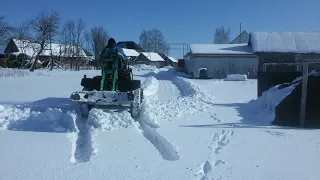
xmin=139 ymin=29 xmax=170 ymax=54
xmin=214 ymin=26 xmax=231 ymax=44
xmin=29 ymin=11 xmax=60 ymax=72
xmin=58 ymin=19 xmax=87 ymax=71
xmin=10 ymin=21 xmax=33 ymax=68
xmin=0 ymin=16 xmax=12 ymax=45
xmin=89 ymin=26 xmax=109 ymax=68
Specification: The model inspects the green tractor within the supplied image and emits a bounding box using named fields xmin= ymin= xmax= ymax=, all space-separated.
xmin=70 ymin=47 xmax=143 ymax=119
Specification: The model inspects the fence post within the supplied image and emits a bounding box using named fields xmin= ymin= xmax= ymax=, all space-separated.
xmin=299 ymin=62 xmax=309 ymax=128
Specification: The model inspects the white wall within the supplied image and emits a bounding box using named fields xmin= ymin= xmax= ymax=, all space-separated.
xmin=188 ymin=57 xmax=258 ymax=78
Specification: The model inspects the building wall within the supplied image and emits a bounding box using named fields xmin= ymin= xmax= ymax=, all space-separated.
xmin=188 ymin=56 xmax=258 ymax=78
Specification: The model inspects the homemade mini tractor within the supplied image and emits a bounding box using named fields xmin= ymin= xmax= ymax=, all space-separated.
xmin=70 ymin=47 xmax=143 ymax=119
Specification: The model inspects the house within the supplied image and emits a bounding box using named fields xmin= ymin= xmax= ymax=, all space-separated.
xmin=134 ymin=52 xmax=165 ymax=68
xmin=248 ymin=31 xmax=320 ymax=96
xmin=158 ymin=53 xmax=178 ymax=67
xmin=4 ymin=39 xmax=89 ymax=62
xmin=117 ymin=41 xmax=145 ymax=52
xmin=184 ymin=43 xmax=258 ymax=78
xmin=168 ymin=56 xmax=178 ymax=67
xmin=230 ymin=31 xmax=249 ymax=44
xmin=122 ymin=48 xmax=139 ymax=65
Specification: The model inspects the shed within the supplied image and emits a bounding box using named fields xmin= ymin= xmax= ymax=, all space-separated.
xmin=184 ymin=44 xmax=258 ymax=78
xmin=134 ymin=52 xmax=165 ymax=68
xmin=248 ymin=32 xmax=320 ymax=96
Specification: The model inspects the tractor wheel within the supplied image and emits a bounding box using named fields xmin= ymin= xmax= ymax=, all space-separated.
xmin=130 ymin=88 xmax=143 ymax=119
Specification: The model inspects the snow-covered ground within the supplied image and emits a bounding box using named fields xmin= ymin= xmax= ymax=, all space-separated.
xmin=0 ymin=67 xmax=320 ymax=180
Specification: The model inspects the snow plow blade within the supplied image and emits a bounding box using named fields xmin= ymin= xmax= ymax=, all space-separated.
xmin=70 ymin=91 xmax=133 ymax=106
xmin=70 ymin=88 xmax=143 ymax=119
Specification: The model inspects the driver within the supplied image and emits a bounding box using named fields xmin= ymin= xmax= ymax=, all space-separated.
xmin=100 ymin=38 xmax=127 ymax=69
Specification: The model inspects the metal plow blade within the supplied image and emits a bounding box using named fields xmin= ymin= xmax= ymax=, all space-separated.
xmin=70 ymin=91 xmax=133 ymax=107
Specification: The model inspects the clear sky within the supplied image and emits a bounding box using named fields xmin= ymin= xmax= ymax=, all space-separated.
xmin=2 ymin=0 xmax=320 ymax=59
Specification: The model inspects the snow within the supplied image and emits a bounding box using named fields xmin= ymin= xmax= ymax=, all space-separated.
xmin=189 ymin=44 xmax=254 ymax=54
xmin=224 ymin=74 xmax=247 ymax=81
xmin=122 ymin=48 xmax=139 ymax=57
xmin=250 ymin=32 xmax=320 ymax=53
xmin=1 ymin=65 xmax=320 ymax=180
xmin=141 ymin=52 xmax=165 ymax=61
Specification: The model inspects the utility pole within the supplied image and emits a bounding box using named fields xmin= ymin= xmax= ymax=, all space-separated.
xmin=239 ymin=23 xmax=242 ymax=43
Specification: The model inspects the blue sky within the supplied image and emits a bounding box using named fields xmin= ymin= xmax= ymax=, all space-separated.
xmin=2 ymin=0 xmax=320 ymax=59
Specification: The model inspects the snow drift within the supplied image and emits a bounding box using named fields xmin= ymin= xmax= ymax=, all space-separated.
xmin=245 ymin=70 xmax=319 ymax=124
xmin=224 ymin=74 xmax=247 ymax=81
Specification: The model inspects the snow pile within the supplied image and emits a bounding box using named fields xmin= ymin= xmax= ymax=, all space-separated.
xmin=139 ymin=76 xmax=161 ymax=127
xmin=88 ymin=108 xmax=136 ymax=131
xmin=224 ymin=74 xmax=247 ymax=81
xmin=131 ymin=64 xmax=158 ymax=72
xmin=0 ymin=105 xmax=76 ymax=132
xmin=141 ymin=76 xmax=159 ymax=97
xmin=246 ymin=70 xmax=319 ymax=124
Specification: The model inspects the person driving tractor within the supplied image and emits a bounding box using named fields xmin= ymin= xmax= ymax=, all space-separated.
xmin=100 ymin=38 xmax=127 ymax=70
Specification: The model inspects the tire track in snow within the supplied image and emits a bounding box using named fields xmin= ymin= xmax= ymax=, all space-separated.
xmin=68 ymin=111 xmax=96 ymax=164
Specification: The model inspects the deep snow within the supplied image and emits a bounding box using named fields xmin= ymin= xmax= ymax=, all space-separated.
xmin=0 ymin=67 xmax=320 ymax=180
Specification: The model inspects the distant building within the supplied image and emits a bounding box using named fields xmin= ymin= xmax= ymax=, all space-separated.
xmin=248 ymin=31 xmax=320 ymax=96
xmin=184 ymin=43 xmax=258 ymax=78
xmin=122 ymin=48 xmax=140 ymax=65
xmin=134 ymin=52 xmax=165 ymax=68
xmin=117 ymin=41 xmax=145 ymax=52
xmin=4 ymin=39 xmax=89 ymax=61
xmin=248 ymin=32 xmax=320 ymax=72
xmin=230 ymin=31 xmax=249 ymax=44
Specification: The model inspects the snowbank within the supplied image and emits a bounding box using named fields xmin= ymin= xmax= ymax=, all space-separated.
xmin=246 ymin=70 xmax=319 ymax=124
xmin=224 ymin=74 xmax=247 ymax=81
xmin=89 ymin=109 xmax=136 ymax=131
xmin=131 ymin=64 xmax=158 ymax=72
xmin=141 ymin=76 xmax=159 ymax=97
xmin=0 ymin=105 xmax=76 ymax=132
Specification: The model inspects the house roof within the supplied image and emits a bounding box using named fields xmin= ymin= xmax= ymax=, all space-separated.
xmin=142 ymin=52 xmax=165 ymax=61
xmin=189 ymin=44 xmax=254 ymax=55
xmin=117 ymin=41 xmax=145 ymax=52
xmin=230 ymin=31 xmax=249 ymax=44
xmin=168 ymin=56 xmax=177 ymax=63
xmin=123 ymin=48 xmax=139 ymax=57
xmin=249 ymin=32 xmax=320 ymax=54
xmin=11 ymin=39 xmax=88 ymax=57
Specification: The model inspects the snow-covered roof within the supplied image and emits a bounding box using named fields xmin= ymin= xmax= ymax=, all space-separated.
xmin=123 ymin=48 xmax=139 ymax=57
xmin=12 ymin=39 xmax=88 ymax=57
xmin=250 ymin=32 xmax=320 ymax=54
xmin=189 ymin=44 xmax=254 ymax=55
xmin=142 ymin=52 xmax=165 ymax=61
xmin=168 ymin=56 xmax=177 ymax=63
